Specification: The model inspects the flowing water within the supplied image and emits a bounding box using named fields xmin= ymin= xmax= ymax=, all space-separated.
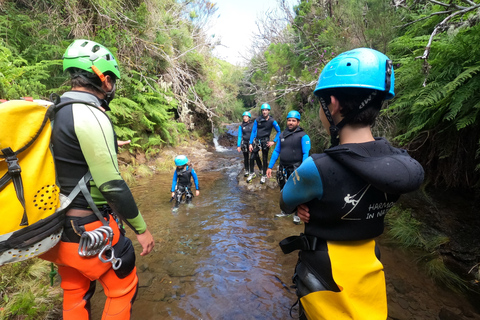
xmin=91 ymin=139 xmax=480 ymax=320
xmin=93 ymin=147 xmax=304 ymax=319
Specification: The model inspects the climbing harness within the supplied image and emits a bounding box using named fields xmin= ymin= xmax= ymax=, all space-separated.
xmin=76 ymin=171 xmax=122 ymax=269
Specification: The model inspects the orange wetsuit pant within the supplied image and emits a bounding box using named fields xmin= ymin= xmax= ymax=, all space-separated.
xmin=40 ymin=217 xmax=138 ymax=320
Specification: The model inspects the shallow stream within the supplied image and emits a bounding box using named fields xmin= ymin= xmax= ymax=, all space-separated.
xmin=91 ymin=142 xmax=480 ymax=320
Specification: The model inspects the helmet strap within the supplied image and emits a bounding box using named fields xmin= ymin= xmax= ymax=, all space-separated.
xmin=321 ymin=91 xmax=384 ymax=147
xmin=385 ymin=60 xmax=393 ymax=95
xmin=319 ymin=97 xmax=340 ymax=147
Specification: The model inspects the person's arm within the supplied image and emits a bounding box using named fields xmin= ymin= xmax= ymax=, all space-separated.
xmin=249 ymin=121 xmax=258 ymax=145
xmin=171 ymin=170 xmax=178 ymax=192
xmin=73 ymin=104 xmax=146 ymax=234
xmin=272 ymin=121 xmax=281 ymax=143
xmin=280 ymin=157 xmax=323 ymax=214
xmin=237 ymin=125 xmax=242 ymax=147
xmin=301 ymin=135 xmax=311 ymax=162
xmin=191 ymin=168 xmax=200 ymax=196
xmin=191 ymin=168 xmax=200 ymax=190
xmin=268 ymin=142 xmax=281 ymax=169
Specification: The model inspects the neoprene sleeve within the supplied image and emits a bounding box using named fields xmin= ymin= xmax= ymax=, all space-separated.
xmin=72 ymin=104 xmax=147 ymax=234
xmin=280 ymin=157 xmax=324 ymax=214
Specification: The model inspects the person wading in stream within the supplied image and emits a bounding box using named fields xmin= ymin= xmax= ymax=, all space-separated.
xmin=237 ymin=111 xmax=261 ymax=178
xmin=266 ymin=110 xmax=311 ymax=225
xmin=40 ymin=39 xmax=155 ymax=320
xmin=247 ymin=103 xmax=281 ymax=184
xmin=171 ymin=155 xmax=200 ymax=208
xmin=278 ymin=48 xmax=424 ymax=320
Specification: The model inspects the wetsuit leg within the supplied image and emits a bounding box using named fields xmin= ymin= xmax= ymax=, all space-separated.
xmin=250 ymin=150 xmax=261 ymax=174
xmin=98 ymin=266 xmax=139 ymax=320
xmin=255 ymin=153 xmax=262 ymax=172
xmin=243 ymin=151 xmax=249 ymax=171
xmin=58 ymin=266 xmax=96 ymax=319
xmin=261 ymin=146 xmax=269 ymax=175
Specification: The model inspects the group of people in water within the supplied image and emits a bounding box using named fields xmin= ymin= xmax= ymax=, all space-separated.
xmin=36 ymin=38 xmax=424 ymax=320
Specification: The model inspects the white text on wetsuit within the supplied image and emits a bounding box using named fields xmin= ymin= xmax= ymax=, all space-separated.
xmin=366 ymin=202 xmax=395 ymax=219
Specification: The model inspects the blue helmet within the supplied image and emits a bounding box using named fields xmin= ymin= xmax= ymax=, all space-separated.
xmin=242 ymin=111 xmax=251 ymax=118
xmin=174 ymin=155 xmax=188 ymax=166
xmin=313 ymin=48 xmax=395 ymax=100
xmin=287 ymin=110 xmax=301 ymax=120
xmin=261 ymin=103 xmax=271 ymax=110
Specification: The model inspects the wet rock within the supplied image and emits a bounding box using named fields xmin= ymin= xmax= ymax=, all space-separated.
xmin=166 ymin=260 xmax=197 ymax=277
xmin=439 ymin=307 xmax=464 ymax=320
xmin=391 ymin=278 xmax=409 ymax=294
xmin=138 ymin=272 xmax=155 ymax=287
xmin=397 ymin=297 xmax=410 ymax=309
xmin=388 ymin=302 xmax=408 ymax=319
xmin=138 ymin=263 xmax=149 ymax=272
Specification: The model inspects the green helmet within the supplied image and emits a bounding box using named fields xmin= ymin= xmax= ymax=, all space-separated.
xmin=63 ymin=39 xmax=121 ymax=79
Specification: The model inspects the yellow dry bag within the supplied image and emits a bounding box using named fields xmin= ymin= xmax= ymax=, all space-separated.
xmin=0 ymin=99 xmax=81 ymax=265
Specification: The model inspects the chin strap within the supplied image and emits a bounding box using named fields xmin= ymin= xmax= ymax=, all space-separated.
xmin=320 ymin=91 xmax=381 ymax=147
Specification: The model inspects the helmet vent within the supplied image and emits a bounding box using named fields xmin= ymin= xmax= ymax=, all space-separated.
xmin=92 ymin=45 xmax=100 ymax=53
xmin=347 ymin=62 xmax=351 ymax=66
xmin=80 ymin=41 xmax=88 ymax=47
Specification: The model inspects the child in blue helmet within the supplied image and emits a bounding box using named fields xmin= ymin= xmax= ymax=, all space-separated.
xmin=171 ymin=155 xmax=200 ymax=208
xmin=278 ymin=48 xmax=424 ymax=320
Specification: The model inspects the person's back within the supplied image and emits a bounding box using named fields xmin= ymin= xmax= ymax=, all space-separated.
xmin=278 ymin=48 xmax=424 ymax=320
xmin=40 ymin=39 xmax=154 ymax=320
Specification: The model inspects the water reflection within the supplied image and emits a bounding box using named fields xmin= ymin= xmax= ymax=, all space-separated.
xmin=92 ymin=150 xmax=302 ymax=319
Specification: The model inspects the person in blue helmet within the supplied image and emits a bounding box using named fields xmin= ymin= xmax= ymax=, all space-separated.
xmin=171 ymin=155 xmax=200 ymax=208
xmin=266 ymin=110 xmax=311 ymax=224
xmin=278 ymin=48 xmax=424 ymax=319
xmin=237 ymin=111 xmax=261 ymax=177
xmin=247 ymin=103 xmax=281 ymax=184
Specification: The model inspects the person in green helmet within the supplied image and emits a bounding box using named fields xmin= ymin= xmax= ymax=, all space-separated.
xmin=278 ymin=48 xmax=424 ymax=320
xmin=40 ymin=39 xmax=154 ymax=320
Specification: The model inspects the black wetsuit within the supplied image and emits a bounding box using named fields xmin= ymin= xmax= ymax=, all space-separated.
xmin=249 ymin=115 xmax=281 ymax=175
xmin=237 ymin=120 xmax=260 ymax=172
xmin=279 ymin=138 xmax=424 ymax=319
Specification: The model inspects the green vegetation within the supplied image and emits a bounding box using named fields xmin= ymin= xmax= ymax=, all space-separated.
xmin=2 ymin=0 xmax=480 ymax=316
xmin=245 ymin=0 xmax=480 ymax=190
xmin=0 ymin=259 xmax=62 ymax=319
xmin=385 ymin=207 xmax=468 ymax=291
